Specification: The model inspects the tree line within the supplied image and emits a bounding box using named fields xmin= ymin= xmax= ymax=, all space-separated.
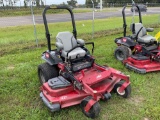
xmin=85 ymin=0 xmax=160 ymax=7
xmin=66 ymin=0 xmax=160 ymax=8
xmin=0 ymin=0 xmax=45 ymax=8
xmin=0 ymin=0 xmax=160 ymax=9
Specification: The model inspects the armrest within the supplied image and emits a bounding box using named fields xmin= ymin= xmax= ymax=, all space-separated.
xmin=77 ymin=39 xmax=85 ymax=46
xmin=55 ymin=42 xmax=64 ymax=51
xmin=146 ymin=28 xmax=154 ymax=32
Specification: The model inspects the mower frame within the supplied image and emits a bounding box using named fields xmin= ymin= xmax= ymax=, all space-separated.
xmin=39 ymin=5 xmax=131 ymax=118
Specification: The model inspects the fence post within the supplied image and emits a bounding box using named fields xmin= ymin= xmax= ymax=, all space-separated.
xmin=91 ymin=0 xmax=95 ymax=39
xmin=29 ymin=0 xmax=39 ymax=47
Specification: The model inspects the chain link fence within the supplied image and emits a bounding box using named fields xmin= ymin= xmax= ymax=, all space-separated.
xmin=0 ymin=4 xmax=160 ymax=47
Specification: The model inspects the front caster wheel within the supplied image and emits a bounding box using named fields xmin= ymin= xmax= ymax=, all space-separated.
xmin=114 ymin=81 xmax=131 ymax=98
xmin=80 ymin=96 xmax=101 ymax=119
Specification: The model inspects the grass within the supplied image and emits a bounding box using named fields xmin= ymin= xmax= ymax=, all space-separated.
xmin=0 ymin=14 xmax=159 ymax=45
xmin=0 ymin=15 xmax=160 ymax=119
xmin=0 ymin=7 xmax=118 ymax=17
xmin=1 ymin=30 xmax=160 ymax=120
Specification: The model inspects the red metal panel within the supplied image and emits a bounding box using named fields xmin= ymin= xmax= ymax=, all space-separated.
xmin=84 ymin=99 xmax=96 ymax=112
xmin=124 ymin=57 xmax=160 ymax=72
xmin=40 ymin=62 xmax=131 ymax=109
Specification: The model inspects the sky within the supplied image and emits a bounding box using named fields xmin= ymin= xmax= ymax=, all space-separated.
xmin=0 ymin=0 xmax=86 ymax=6
xmin=16 ymin=0 xmax=86 ymax=6
xmin=48 ymin=0 xmax=86 ymax=5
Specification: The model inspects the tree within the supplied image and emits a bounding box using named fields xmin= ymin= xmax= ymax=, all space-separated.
xmin=85 ymin=0 xmax=98 ymax=8
xmin=24 ymin=0 xmax=27 ymax=8
xmin=4 ymin=0 xmax=18 ymax=9
xmin=0 ymin=0 xmax=3 ymax=4
xmin=103 ymin=0 xmax=108 ymax=7
xmin=85 ymin=0 xmax=92 ymax=7
xmin=67 ymin=0 xmax=77 ymax=7
xmin=41 ymin=0 xmax=44 ymax=6
xmin=62 ymin=2 xmax=66 ymax=5
xmin=60 ymin=2 xmax=66 ymax=5
xmin=36 ymin=0 xmax=40 ymax=7
xmin=0 ymin=0 xmax=5 ymax=10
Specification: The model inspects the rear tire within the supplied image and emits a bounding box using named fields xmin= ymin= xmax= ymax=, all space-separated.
xmin=114 ymin=46 xmax=131 ymax=61
xmin=38 ymin=62 xmax=59 ymax=85
xmin=80 ymin=96 xmax=101 ymax=119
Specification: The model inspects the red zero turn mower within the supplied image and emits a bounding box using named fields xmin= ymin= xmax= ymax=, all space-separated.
xmin=38 ymin=6 xmax=131 ymax=118
xmin=114 ymin=5 xmax=160 ymax=74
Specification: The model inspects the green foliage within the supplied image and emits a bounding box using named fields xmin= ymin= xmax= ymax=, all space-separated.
xmin=0 ymin=8 xmax=94 ymax=17
xmin=104 ymin=0 xmax=160 ymax=3
xmin=0 ymin=14 xmax=159 ymax=45
xmin=36 ymin=0 xmax=40 ymax=7
xmin=85 ymin=0 xmax=98 ymax=8
xmin=67 ymin=0 xmax=77 ymax=7
xmin=24 ymin=0 xmax=27 ymax=8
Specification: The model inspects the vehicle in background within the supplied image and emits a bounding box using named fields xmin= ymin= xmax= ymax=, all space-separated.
xmin=131 ymin=4 xmax=147 ymax=12
xmin=95 ymin=3 xmax=103 ymax=9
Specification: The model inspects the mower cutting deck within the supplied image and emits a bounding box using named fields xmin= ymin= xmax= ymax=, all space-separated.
xmin=124 ymin=46 xmax=160 ymax=73
xmin=40 ymin=64 xmax=130 ymax=110
xmin=38 ymin=6 xmax=131 ymax=118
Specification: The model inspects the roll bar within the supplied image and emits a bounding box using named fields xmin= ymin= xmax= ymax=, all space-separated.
xmin=122 ymin=5 xmax=142 ymax=37
xmin=42 ymin=6 xmax=77 ymax=51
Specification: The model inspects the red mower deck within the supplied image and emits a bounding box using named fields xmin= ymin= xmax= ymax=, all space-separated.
xmin=40 ymin=64 xmax=130 ymax=109
xmin=124 ymin=57 xmax=160 ymax=73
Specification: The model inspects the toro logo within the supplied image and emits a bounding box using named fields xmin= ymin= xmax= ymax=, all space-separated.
xmin=60 ymin=96 xmax=67 ymax=100
xmin=122 ymin=38 xmax=127 ymax=42
xmin=97 ymin=74 xmax=102 ymax=79
xmin=45 ymin=53 xmax=50 ymax=58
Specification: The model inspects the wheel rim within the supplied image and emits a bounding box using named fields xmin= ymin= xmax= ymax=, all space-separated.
xmin=117 ymin=87 xmax=125 ymax=95
xmin=39 ymin=70 xmax=46 ymax=83
xmin=116 ymin=50 xmax=124 ymax=61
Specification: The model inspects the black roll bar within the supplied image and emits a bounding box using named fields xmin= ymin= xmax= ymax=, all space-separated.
xmin=122 ymin=5 xmax=142 ymax=37
xmin=42 ymin=6 xmax=77 ymax=51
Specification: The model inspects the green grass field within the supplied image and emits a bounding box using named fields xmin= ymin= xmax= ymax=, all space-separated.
xmin=0 ymin=14 xmax=159 ymax=45
xmin=0 ymin=7 xmax=118 ymax=17
xmin=0 ymin=15 xmax=160 ymax=120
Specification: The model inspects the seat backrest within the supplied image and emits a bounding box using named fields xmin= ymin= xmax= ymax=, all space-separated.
xmin=56 ymin=32 xmax=77 ymax=52
xmin=130 ymin=23 xmax=147 ymax=38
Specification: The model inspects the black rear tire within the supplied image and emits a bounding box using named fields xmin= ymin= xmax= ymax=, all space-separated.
xmin=80 ymin=96 xmax=101 ymax=119
xmin=114 ymin=46 xmax=131 ymax=61
xmin=38 ymin=62 xmax=59 ymax=85
xmin=113 ymin=81 xmax=131 ymax=98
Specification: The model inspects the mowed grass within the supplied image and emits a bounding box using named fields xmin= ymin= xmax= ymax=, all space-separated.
xmin=0 ymin=8 xmax=88 ymax=17
xmin=0 ymin=15 xmax=160 ymax=119
xmin=0 ymin=7 xmax=118 ymax=17
xmin=1 ymin=28 xmax=160 ymax=120
xmin=0 ymin=14 xmax=159 ymax=45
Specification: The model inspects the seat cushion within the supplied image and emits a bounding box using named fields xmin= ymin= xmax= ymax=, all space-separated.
xmin=56 ymin=32 xmax=77 ymax=51
xmin=62 ymin=47 xmax=86 ymax=59
xmin=138 ymin=35 xmax=156 ymax=43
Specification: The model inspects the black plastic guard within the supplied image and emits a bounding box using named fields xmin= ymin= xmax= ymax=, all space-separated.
xmin=115 ymin=37 xmax=136 ymax=47
xmin=42 ymin=51 xmax=63 ymax=65
xmin=48 ymin=76 xmax=71 ymax=89
xmin=40 ymin=92 xmax=60 ymax=112
xmin=125 ymin=63 xmax=146 ymax=74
